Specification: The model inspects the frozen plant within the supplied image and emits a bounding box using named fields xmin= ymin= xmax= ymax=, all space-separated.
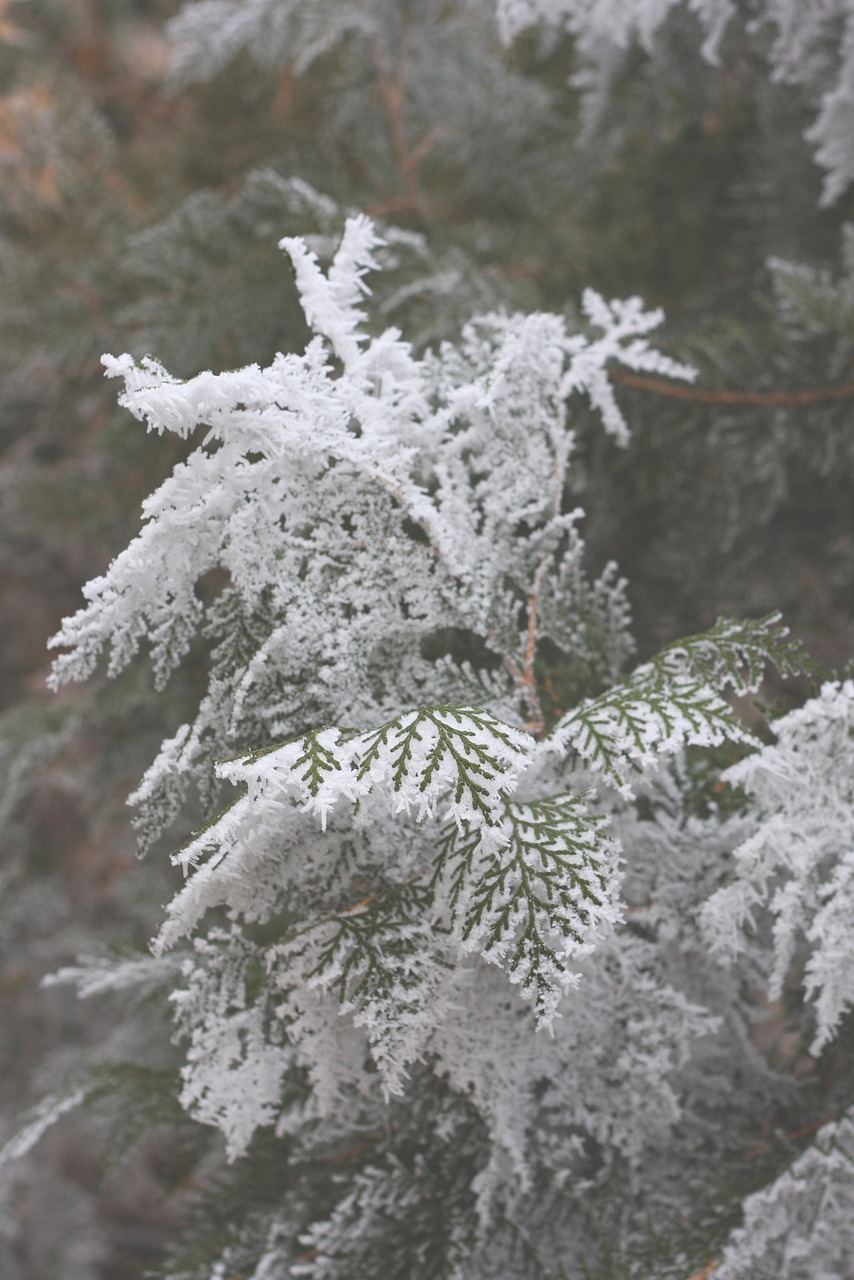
xmin=40 ymin=218 xmax=808 ymax=1276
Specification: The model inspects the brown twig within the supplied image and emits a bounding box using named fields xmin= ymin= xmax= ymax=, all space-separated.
xmin=685 ymin=1263 xmax=718 ymax=1280
xmin=609 ymin=368 xmax=854 ymax=407
xmin=741 ymin=1114 xmax=835 ymax=1161
xmin=523 ymin=557 xmax=553 ymax=736
xmin=366 ymin=17 xmax=440 ymax=221
xmin=363 ymin=192 xmax=427 ymax=218
xmin=498 ymin=541 xmax=556 ymax=738
xmin=330 ymin=1131 xmax=383 ymax=1164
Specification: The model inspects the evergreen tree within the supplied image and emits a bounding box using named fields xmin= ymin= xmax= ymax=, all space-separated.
xmin=1 ymin=1 xmax=854 ymax=1277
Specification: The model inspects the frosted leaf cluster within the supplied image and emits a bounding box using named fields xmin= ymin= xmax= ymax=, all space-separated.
xmin=167 ymin=0 xmax=371 ymax=84
xmin=713 ymin=1109 xmax=854 ymax=1280
xmin=45 ymin=217 xmax=707 ymax=1116
xmin=498 ymin=0 xmax=854 ymax=204
xmin=703 ymin=680 xmax=854 ymax=1053
xmin=545 ymin=615 xmax=794 ymax=794
xmin=166 ymin=0 xmax=854 ymax=207
xmin=44 ymin=218 xmax=811 ymax=1274
xmin=769 ymin=223 xmax=854 ymax=361
xmin=49 ymin=215 xmax=690 ymax=849
xmin=496 ymin=0 xmax=735 ymax=63
xmin=760 ymin=0 xmax=854 ymax=205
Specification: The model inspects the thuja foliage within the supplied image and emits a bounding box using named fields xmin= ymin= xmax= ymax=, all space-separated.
xmin=3 ymin=0 xmax=854 ymax=1277
xmin=499 ymin=0 xmax=854 ymax=207
xmin=21 ymin=212 xmax=839 ymax=1280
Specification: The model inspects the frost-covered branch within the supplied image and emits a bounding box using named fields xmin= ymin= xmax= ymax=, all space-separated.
xmin=40 ymin=217 xmax=815 ymax=1277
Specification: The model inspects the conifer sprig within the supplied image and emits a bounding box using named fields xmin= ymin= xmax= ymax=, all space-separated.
xmin=356 ymin=706 xmax=531 ymax=824
xmin=548 ymin=614 xmax=808 ymax=792
xmin=436 ymin=793 xmax=620 ymax=1027
xmin=35 ymin=202 xmax=828 ymax=1280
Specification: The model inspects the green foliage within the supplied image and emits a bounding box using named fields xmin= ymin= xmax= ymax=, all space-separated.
xmin=357 ymin=706 xmax=529 ymax=822
xmin=437 ymin=794 xmax=612 ymax=1024
xmin=552 ymin=613 xmax=806 ymax=790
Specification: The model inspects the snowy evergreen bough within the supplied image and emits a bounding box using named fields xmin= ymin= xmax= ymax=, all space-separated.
xmin=498 ymin=0 xmax=854 ymax=206
xmin=3 ymin=0 xmax=854 ymax=1275
xmin=35 ymin=212 xmax=832 ymax=1278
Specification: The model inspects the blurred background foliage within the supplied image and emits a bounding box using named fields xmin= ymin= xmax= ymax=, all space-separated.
xmin=0 ymin=1 xmax=852 ymax=1275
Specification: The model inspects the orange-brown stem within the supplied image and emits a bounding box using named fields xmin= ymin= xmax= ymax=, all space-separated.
xmin=609 ymin=368 xmax=854 ymax=407
xmin=684 ymin=1263 xmax=718 ymax=1280
xmin=367 ymin=25 xmax=431 ymax=221
xmin=741 ymin=1114 xmax=835 ymax=1160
